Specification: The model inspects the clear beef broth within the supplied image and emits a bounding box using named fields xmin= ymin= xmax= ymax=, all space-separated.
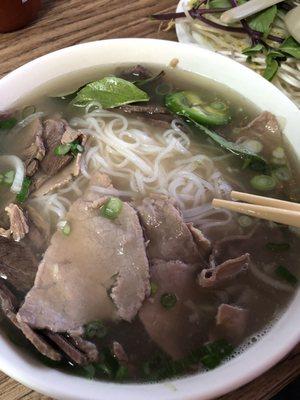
xmin=0 ymin=64 xmax=299 ymax=382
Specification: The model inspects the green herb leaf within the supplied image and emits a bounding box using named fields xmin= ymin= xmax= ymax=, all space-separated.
xmin=0 ymin=118 xmax=17 ymax=130
xmin=160 ymin=293 xmax=177 ymax=309
xmin=248 ymin=5 xmax=277 ymax=34
xmin=279 ymin=36 xmax=300 ymax=59
xmin=266 ymin=242 xmax=290 ymax=252
xmin=209 ymin=0 xmax=231 ymax=9
xmin=191 ymin=121 xmax=267 ymax=171
xmin=16 ymin=177 xmax=31 ymax=203
xmin=100 ymin=197 xmax=123 ymax=220
xmin=276 ymin=265 xmax=298 ymax=286
xmin=242 ymin=43 xmax=264 ymax=56
xmin=263 ymin=56 xmax=279 ymax=81
xmin=72 ymin=77 xmax=150 ymax=108
xmin=84 ymin=320 xmax=107 ymax=339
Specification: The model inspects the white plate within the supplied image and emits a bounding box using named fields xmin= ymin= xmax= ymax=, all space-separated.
xmin=175 ymin=0 xmax=214 ymax=49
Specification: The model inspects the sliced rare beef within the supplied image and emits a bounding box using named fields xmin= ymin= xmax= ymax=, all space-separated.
xmin=0 ymin=236 xmax=38 ymax=294
xmin=5 ymin=118 xmax=45 ymax=177
xmin=18 ymin=173 xmax=150 ymax=332
xmin=4 ymin=203 xmax=29 ymax=242
xmin=215 ymin=304 xmax=248 ymax=343
xmin=0 ymin=281 xmax=98 ymax=364
xmin=198 ymin=254 xmax=250 ymax=288
xmin=236 ymin=112 xmax=283 ymax=161
xmin=39 ymin=118 xmax=73 ymax=177
xmin=136 ymin=195 xmax=210 ymax=265
xmin=0 ymin=281 xmax=62 ymax=361
xmin=139 ymin=259 xmax=204 ymax=360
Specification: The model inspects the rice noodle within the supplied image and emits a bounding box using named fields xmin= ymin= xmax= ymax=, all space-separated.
xmin=33 ymin=108 xmax=233 ymax=224
xmin=179 ymin=0 xmax=300 ymax=107
xmin=250 ymin=262 xmax=294 ymax=292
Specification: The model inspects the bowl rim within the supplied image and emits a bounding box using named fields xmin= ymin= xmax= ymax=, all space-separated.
xmin=0 ymin=37 xmax=299 ymax=400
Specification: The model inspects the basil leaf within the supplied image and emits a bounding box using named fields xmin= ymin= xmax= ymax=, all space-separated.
xmin=209 ymin=0 xmax=245 ymax=8
xmin=248 ymin=5 xmax=277 ymax=34
xmin=279 ymin=36 xmax=300 ymax=59
xmin=209 ymin=0 xmax=231 ymax=8
xmin=267 ymin=50 xmax=286 ymax=60
xmin=263 ymin=56 xmax=279 ymax=81
xmin=242 ymin=43 xmax=264 ymax=55
xmin=191 ymin=120 xmax=267 ymax=170
xmin=72 ymin=77 xmax=150 ymax=108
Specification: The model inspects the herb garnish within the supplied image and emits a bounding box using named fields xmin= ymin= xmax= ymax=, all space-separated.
xmin=276 ymin=265 xmax=298 ymax=286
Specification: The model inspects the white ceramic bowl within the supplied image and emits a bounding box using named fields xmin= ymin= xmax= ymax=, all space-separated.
xmin=0 ymin=38 xmax=299 ymax=400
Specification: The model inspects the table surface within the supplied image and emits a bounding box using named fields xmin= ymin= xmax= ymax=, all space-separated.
xmin=0 ymin=1 xmax=299 ymax=399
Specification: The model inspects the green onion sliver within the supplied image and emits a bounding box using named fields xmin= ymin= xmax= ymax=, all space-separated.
xmin=250 ymin=175 xmax=276 ymax=191
xmin=238 ymin=215 xmax=253 ymax=228
xmin=3 ymin=170 xmax=15 ymax=186
xmin=100 ymin=197 xmax=123 ymax=220
xmin=160 ymin=293 xmax=177 ymax=309
xmin=16 ymin=177 xmax=31 ymax=203
xmin=54 ymin=144 xmax=71 ymax=156
xmin=21 ymin=105 xmax=36 ymax=119
xmin=274 ymin=167 xmax=290 ymax=182
xmin=0 ymin=117 xmax=17 ymax=130
xmin=275 ymin=266 xmax=298 ymax=286
xmin=150 ymin=282 xmax=158 ymax=296
xmin=57 ymin=220 xmax=71 ymax=236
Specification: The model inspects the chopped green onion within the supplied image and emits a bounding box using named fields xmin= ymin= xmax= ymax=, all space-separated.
xmin=272 ymin=147 xmax=285 ymax=159
xmin=200 ymin=354 xmax=220 ymax=369
xmin=0 ymin=118 xmax=17 ymax=130
xmin=21 ymin=105 xmax=36 ymax=119
xmin=54 ymin=143 xmax=71 ymax=156
xmin=150 ymin=282 xmax=158 ymax=296
xmin=275 ymin=266 xmax=298 ymax=286
xmin=100 ymin=197 xmax=123 ymax=220
xmin=82 ymin=364 xmax=96 ymax=380
xmin=266 ymin=242 xmax=290 ymax=252
xmin=274 ymin=167 xmax=290 ymax=182
xmin=238 ymin=215 xmax=253 ymax=228
xmin=58 ymin=220 xmax=71 ymax=236
xmin=16 ymin=177 xmax=31 ymax=203
xmin=160 ymin=293 xmax=177 ymax=309
xmin=62 ymin=222 xmax=71 ymax=236
xmin=115 ymin=365 xmax=129 ymax=381
xmin=95 ymin=362 xmax=113 ymax=378
xmin=3 ymin=170 xmax=15 ymax=186
xmin=242 ymin=139 xmax=263 ymax=154
xmin=250 ymin=175 xmax=276 ymax=191
xmin=84 ymin=320 xmax=107 ymax=339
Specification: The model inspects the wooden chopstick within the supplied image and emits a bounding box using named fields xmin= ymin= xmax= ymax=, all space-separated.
xmin=231 ymin=191 xmax=300 ymax=212
xmin=212 ymin=191 xmax=300 ymax=228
